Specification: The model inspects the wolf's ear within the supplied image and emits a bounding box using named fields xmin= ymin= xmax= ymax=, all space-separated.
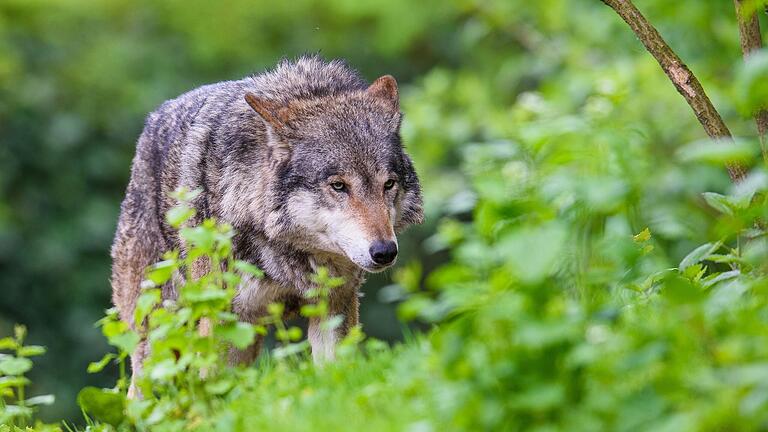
xmin=245 ymin=93 xmax=291 ymax=165
xmin=367 ymin=75 xmax=399 ymax=111
xmin=245 ymin=93 xmax=285 ymax=129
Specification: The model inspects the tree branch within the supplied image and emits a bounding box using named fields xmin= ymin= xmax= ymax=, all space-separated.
xmin=601 ymin=0 xmax=746 ymax=183
xmin=734 ymin=0 xmax=768 ymax=162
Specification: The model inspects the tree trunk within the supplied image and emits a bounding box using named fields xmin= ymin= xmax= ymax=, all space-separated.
xmin=734 ymin=0 xmax=768 ymax=163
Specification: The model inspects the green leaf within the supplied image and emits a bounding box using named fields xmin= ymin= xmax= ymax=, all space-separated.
xmin=77 ymin=387 xmax=126 ymax=426
xmin=183 ymin=288 xmax=229 ymax=303
xmin=2 ymin=404 xmax=33 ymax=420
xmin=233 ymin=260 xmax=264 ymax=278
xmin=273 ymin=341 xmax=310 ymax=359
xmin=17 ymin=345 xmax=46 ymax=357
xmin=735 ymin=49 xmax=768 ymax=114
xmin=702 ymin=192 xmax=735 ymax=215
xmin=148 ymin=359 xmax=183 ymax=381
xmin=677 ymin=138 xmax=756 ymax=165
xmin=168 ymin=186 xmax=202 ymax=203
xmin=165 ymin=204 xmax=195 ymax=228
xmin=87 ymin=353 xmax=116 ymax=373
xmin=267 ymin=303 xmax=285 ymax=317
xmin=180 ymin=225 xmax=216 ymax=251
xmin=204 ymin=379 xmax=234 ymax=395
xmin=679 ymin=241 xmax=721 ymax=272
xmin=146 ymin=259 xmax=176 ymax=285
xmin=300 ymin=303 xmax=322 ymax=318
xmin=497 ymin=222 xmax=567 ymax=284
xmin=0 ymin=357 xmax=33 ymax=375
xmin=0 ymin=376 xmax=30 ymax=389
xmin=24 ymin=394 xmax=54 ymax=406
xmin=731 ymin=170 xmax=768 ymax=207
xmin=662 ymin=274 xmax=705 ymax=304
xmin=216 ymin=322 xmax=256 ymax=349
xmin=633 ymin=228 xmax=651 ymax=243
xmin=0 ymin=337 xmax=17 ymax=351
xmin=134 ymin=288 xmax=161 ymax=326
xmin=107 ymin=331 xmax=140 ymax=354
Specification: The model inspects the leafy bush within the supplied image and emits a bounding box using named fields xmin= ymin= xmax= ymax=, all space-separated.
xmin=72 ymin=189 xmax=365 ymax=431
xmin=0 ymin=325 xmax=56 ymax=431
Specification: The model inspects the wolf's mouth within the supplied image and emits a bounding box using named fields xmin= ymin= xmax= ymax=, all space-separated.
xmin=362 ymin=260 xmax=396 ymax=274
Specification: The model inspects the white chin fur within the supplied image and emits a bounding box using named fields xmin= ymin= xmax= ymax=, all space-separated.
xmin=286 ymin=192 xmax=398 ymax=272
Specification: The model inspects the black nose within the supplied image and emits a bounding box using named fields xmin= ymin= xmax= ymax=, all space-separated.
xmin=369 ymin=240 xmax=398 ymax=265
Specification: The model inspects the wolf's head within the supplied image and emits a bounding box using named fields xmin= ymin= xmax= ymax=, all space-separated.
xmin=244 ymin=74 xmax=423 ymax=272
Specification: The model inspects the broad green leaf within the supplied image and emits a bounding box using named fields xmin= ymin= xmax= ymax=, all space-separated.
xmin=735 ymin=49 xmax=768 ymax=114
xmin=677 ymin=138 xmax=755 ymax=165
xmin=497 ymin=222 xmax=567 ymax=284
xmin=215 ymin=322 xmax=255 ymax=349
xmin=134 ymin=288 xmax=161 ymax=326
xmin=24 ymin=394 xmax=54 ymax=406
xmin=730 ymin=170 xmax=768 ymax=207
xmin=205 ymin=379 xmax=234 ymax=395
xmin=17 ymin=345 xmax=45 ymax=357
xmin=706 ymin=280 xmax=750 ymax=316
xmin=180 ymin=225 xmax=216 ymax=251
xmin=2 ymin=404 xmax=33 ymax=419
xmin=662 ymin=274 xmax=705 ymax=304
xmin=267 ymin=303 xmax=284 ymax=317
xmin=165 ymin=204 xmax=195 ymax=228
xmin=702 ymin=192 xmax=734 ymax=215
xmin=107 ymin=331 xmax=140 ymax=355
xmin=233 ymin=260 xmax=264 ymax=278
xmin=149 ymin=359 xmax=184 ymax=381
xmin=702 ymin=270 xmax=741 ymax=289
xmin=273 ymin=341 xmax=310 ymax=359
xmin=77 ymin=387 xmax=126 ymax=426
xmin=183 ymin=288 xmax=229 ymax=303
xmin=0 ymin=357 xmax=33 ymax=375
xmin=0 ymin=338 xmax=17 ymax=351
xmin=0 ymin=376 xmax=30 ymax=389
xmin=146 ymin=259 xmax=176 ymax=285
xmin=169 ymin=187 xmax=202 ymax=203
xmin=679 ymin=241 xmax=721 ymax=272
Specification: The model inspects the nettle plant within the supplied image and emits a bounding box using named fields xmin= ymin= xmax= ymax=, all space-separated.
xmin=0 ymin=325 xmax=55 ymax=430
xmin=79 ymin=188 xmax=351 ymax=430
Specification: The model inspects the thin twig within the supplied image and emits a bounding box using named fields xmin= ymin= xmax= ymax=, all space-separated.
xmin=601 ymin=0 xmax=746 ymax=183
xmin=734 ymin=0 xmax=768 ymax=163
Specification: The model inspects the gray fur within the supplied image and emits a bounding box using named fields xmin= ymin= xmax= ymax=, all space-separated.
xmin=110 ymin=56 xmax=423 ymax=396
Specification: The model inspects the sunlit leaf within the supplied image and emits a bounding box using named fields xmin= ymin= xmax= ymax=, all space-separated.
xmin=77 ymin=387 xmax=126 ymax=426
xmin=0 ymin=357 xmax=32 ymax=375
xmin=215 ymin=322 xmax=255 ymax=349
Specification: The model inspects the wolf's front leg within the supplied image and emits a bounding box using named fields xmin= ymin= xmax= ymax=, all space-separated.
xmin=127 ymin=339 xmax=149 ymax=399
xmin=308 ymin=287 xmax=359 ymax=363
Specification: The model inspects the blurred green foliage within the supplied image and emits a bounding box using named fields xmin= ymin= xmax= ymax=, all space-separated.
xmin=2 ymin=0 xmax=768 ymax=427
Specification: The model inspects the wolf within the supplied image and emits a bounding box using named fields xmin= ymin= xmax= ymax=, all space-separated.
xmin=110 ymin=56 xmax=423 ymax=396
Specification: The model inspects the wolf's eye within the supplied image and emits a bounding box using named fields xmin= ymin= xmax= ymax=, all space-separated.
xmin=330 ymin=181 xmax=347 ymax=192
xmin=384 ymin=179 xmax=396 ymax=190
